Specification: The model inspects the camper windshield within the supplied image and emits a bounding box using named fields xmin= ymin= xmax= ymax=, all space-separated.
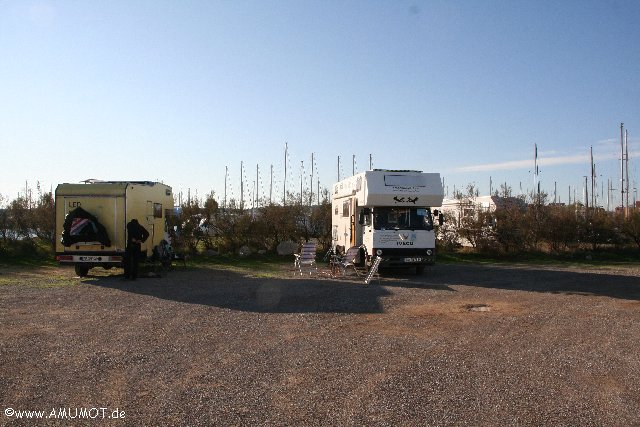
xmin=373 ymin=207 xmax=433 ymax=231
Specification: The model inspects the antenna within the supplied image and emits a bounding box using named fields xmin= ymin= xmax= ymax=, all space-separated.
xmin=583 ymin=176 xmax=589 ymax=208
xmin=224 ymin=165 xmax=228 ymax=210
xmin=534 ymin=143 xmax=540 ymax=202
xmin=310 ymin=152 xmax=314 ymax=206
xmin=240 ymin=161 xmax=244 ymax=211
xmin=626 ymin=129 xmax=630 ymax=215
xmin=621 ymin=123 xmax=625 ymax=215
xmin=283 ymin=143 xmax=288 ymax=205
xmin=251 ymin=180 xmax=255 ymax=212
xmin=590 ymin=146 xmax=596 ymax=208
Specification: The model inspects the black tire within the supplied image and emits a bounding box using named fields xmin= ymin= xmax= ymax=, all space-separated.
xmin=75 ymin=264 xmax=90 ymax=277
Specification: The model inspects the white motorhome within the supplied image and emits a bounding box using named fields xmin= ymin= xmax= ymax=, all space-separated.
xmin=332 ymin=169 xmax=444 ymax=274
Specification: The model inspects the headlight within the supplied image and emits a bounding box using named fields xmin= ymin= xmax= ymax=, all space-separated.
xmin=426 ymin=249 xmax=433 ymax=256
xmin=376 ymin=249 xmax=383 ymax=256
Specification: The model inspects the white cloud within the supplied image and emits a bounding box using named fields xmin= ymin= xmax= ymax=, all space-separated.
xmin=454 ymin=151 xmax=640 ymax=173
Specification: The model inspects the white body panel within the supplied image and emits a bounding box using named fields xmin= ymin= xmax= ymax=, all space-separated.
xmin=333 ymin=171 xmax=444 ymax=207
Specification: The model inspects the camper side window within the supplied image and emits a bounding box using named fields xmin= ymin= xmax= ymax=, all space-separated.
xmin=154 ymin=203 xmax=162 ymax=218
xmin=342 ymin=201 xmax=350 ymax=217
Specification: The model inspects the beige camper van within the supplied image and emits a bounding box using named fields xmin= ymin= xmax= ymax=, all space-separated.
xmin=55 ymin=181 xmax=173 ymax=276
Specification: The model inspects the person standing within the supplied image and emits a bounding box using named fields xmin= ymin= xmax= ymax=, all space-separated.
xmin=124 ymin=219 xmax=149 ymax=280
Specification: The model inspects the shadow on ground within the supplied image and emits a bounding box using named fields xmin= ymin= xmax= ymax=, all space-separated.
xmin=82 ymin=261 xmax=640 ymax=311
xmin=88 ymin=267 xmax=397 ymax=314
xmin=411 ymin=263 xmax=640 ymax=301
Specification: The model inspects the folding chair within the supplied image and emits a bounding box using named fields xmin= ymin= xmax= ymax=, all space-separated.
xmin=364 ymin=256 xmax=382 ymax=285
xmin=294 ymin=242 xmax=318 ymax=275
xmin=336 ymin=246 xmax=363 ymax=277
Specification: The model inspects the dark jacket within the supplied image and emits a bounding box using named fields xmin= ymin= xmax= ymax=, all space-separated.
xmin=127 ymin=219 xmax=149 ymax=246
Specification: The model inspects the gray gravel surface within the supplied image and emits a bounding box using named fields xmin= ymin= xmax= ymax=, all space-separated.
xmin=1 ymin=262 xmax=639 ymax=426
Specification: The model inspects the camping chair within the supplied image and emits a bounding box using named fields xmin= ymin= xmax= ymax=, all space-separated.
xmin=294 ymin=242 xmax=318 ymax=275
xmin=336 ymin=246 xmax=363 ymax=277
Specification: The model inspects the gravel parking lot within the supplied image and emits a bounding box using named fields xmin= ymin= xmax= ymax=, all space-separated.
xmin=1 ymin=261 xmax=639 ymax=426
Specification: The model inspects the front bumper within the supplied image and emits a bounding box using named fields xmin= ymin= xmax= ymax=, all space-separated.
xmin=370 ymin=248 xmax=436 ymax=266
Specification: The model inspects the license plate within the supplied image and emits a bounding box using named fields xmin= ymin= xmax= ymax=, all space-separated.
xmin=78 ymin=256 xmax=101 ymax=262
xmin=404 ymin=257 xmax=422 ymax=263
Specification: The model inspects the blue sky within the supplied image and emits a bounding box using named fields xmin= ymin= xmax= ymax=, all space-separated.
xmin=1 ymin=0 xmax=639 ymax=208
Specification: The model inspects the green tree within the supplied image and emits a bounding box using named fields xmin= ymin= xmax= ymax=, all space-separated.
xmin=7 ymin=196 xmax=31 ymax=241
xmin=198 ymin=192 xmax=219 ymax=250
xmin=493 ymin=197 xmax=527 ymax=253
xmin=577 ymin=208 xmax=618 ymax=251
xmin=308 ymin=190 xmax=332 ymax=251
xmin=544 ymin=205 xmax=579 ymax=252
xmin=249 ymin=204 xmax=296 ymax=251
xmin=173 ymin=196 xmax=204 ymax=253
xmin=30 ymin=185 xmax=55 ymax=248
xmin=622 ymin=210 xmax=640 ymax=248
xmin=458 ymin=208 xmax=495 ymax=250
xmin=435 ymin=210 xmax=460 ymax=251
xmin=453 ymin=183 xmax=495 ymax=250
xmin=212 ymin=199 xmax=252 ymax=254
xmin=0 ymin=194 xmax=9 ymax=251
xmin=522 ymin=191 xmax=549 ymax=251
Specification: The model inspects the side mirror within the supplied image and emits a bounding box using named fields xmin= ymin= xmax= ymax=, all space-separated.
xmin=359 ymin=208 xmax=371 ymax=225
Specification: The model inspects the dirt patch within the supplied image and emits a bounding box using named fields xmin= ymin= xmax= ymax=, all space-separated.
xmin=1 ymin=262 xmax=639 ymax=426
